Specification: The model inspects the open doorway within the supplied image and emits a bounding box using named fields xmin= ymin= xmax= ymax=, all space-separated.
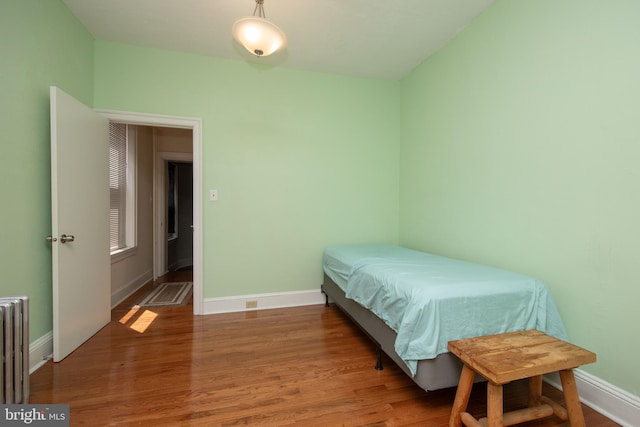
xmin=100 ymin=110 xmax=203 ymax=315
xmin=166 ymin=161 xmax=193 ymax=272
xmin=154 ymin=129 xmax=193 ymax=277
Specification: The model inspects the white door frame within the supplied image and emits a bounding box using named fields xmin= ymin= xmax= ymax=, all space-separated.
xmin=97 ymin=109 xmax=204 ymax=315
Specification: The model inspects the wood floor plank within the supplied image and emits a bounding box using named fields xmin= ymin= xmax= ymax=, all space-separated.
xmin=29 ymin=272 xmax=620 ymax=426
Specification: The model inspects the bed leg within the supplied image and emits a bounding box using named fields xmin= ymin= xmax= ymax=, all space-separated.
xmin=322 ymin=290 xmax=329 ymax=307
xmin=375 ymin=347 xmax=384 ymax=370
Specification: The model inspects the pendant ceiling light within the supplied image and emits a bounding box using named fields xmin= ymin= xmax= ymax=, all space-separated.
xmin=232 ymin=0 xmax=287 ymax=58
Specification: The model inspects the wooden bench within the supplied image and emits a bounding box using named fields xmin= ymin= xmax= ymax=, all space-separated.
xmin=448 ymin=330 xmax=596 ymax=427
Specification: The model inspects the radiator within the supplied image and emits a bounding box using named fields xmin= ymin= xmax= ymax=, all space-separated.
xmin=0 ymin=296 xmax=29 ymax=404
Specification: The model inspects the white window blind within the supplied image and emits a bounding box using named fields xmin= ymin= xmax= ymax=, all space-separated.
xmin=109 ymin=122 xmax=127 ymax=252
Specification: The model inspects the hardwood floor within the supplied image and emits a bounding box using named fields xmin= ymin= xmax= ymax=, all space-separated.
xmin=30 ymin=274 xmax=620 ymax=426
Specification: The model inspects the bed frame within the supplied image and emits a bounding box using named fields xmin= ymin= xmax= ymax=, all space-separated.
xmin=321 ymin=273 xmax=465 ymax=392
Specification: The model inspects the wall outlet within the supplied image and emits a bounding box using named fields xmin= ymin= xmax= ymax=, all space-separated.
xmin=209 ymin=189 xmax=218 ymax=201
xmin=245 ymin=300 xmax=258 ymax=309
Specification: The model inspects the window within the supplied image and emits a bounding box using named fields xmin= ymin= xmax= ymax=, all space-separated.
xmin=109 ymin=122 xmax=137 ymax=259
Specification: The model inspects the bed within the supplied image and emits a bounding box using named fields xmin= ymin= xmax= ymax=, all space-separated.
xmin=321 ymin=244 xmax=568 ymax=392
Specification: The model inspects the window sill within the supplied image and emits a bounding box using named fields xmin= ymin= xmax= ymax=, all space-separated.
xmin=111 ymin=246 xmax=138 ymax=264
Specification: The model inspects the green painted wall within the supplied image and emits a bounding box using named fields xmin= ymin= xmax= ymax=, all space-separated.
xmin=94 ymin=42 xmax=400 ymax=297
xmin=4 ymin=0 xmax=638 ymax=402
xmin=0 ymin=1 xmax=94 ymax=342
xmin=400 ymin=0 xmax=640 ymax=395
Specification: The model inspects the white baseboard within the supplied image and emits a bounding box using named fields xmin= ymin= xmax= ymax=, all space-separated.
xmin=203 ymin=289 xmax=325 ymax=314
xmin=545 ymin=369 xmax=640 ymax=427
xmin=110 ymin=269 xmax=153 ymax=308
xmin=29 ymin=331 xmax=53 ymax=374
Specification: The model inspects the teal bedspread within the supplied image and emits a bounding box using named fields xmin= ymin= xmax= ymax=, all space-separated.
xmin=323 ymin=244 xmax=568 ymax=377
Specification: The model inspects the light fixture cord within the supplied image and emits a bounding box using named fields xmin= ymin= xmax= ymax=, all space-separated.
xmin=253 ymin=0 xmax=266 ymax=19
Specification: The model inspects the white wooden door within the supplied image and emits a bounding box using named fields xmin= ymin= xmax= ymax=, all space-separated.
xmin=50 ymin=86 xmax=111 ymax=362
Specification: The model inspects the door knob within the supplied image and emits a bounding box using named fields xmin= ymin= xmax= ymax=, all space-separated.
xmin=45 ymin=235 xmax=58 ymax=243
xmin=60 ymin=234 xmax=75 ymax=243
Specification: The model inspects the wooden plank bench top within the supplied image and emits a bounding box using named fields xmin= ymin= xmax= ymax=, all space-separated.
xmin=448 ymin=330 xmax=596 ymax=427
xmin=448 ymin=329 xmax=596 ymax=385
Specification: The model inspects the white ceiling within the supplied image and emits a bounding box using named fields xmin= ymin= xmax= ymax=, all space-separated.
xmin=63 ymin=0 xmax=495 ymax=81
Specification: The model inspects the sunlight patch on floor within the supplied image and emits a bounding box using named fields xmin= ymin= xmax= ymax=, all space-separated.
xmin=119 ymin=308 xmax=139 ymax=324
xmin=119 ymin=307 xmax=158 ymax=333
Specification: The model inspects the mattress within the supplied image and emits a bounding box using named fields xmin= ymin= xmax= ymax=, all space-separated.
xmin=323 ymin=244 xmax=568 ymax=376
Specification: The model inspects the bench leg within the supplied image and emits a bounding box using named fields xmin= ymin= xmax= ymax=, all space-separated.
xmin=528 ymin=375 xmax=543 ymax=407
xmin=449 ymin=364 xmax=476 ymax=427
xmin=487 ymin=382 xmax=504 ymax=427
xmin=559 ymin=369 xmax=586 ymax=427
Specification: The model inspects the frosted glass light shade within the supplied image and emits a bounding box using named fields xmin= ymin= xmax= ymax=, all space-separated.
xmin=232 ymin=16 xmax=287 ymax=57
